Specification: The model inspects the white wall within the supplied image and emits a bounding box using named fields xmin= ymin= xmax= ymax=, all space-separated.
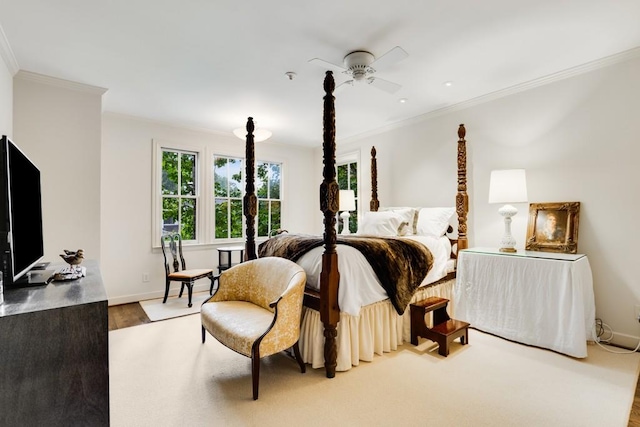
xmin=0 ymin=30 xmax=14 ymax=136
xmin=13 ymin=72 xmax=104 ymax=267
xmin=328 ymin=54 xmax=640 ymax=348
xmin=101 ymin=114 xmax=317 ymax=304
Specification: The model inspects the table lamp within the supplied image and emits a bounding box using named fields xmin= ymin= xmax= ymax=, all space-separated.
xmin=488 ymin=169 xmax=528 ymax=252
xmin=339 ymin=190 xmax=356 ymax=235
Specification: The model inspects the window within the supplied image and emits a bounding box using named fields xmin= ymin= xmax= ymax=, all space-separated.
xmin=153 ymin=141 xmax=283 ymax=246
xmin=161 ymin=149 xmax=198 ymax=240
xmin=337 ymin=159 xmax=358 ymax=233
xmin=256 ymin=161 xmax=282 ymax=237
xmin=214 ymin=156 xmax=243 ymax=239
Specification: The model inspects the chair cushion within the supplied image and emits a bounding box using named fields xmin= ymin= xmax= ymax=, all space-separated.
xmin=201 ymin=301 xmax=274 ymax=357
xmin=168 ymin=269 xmax=213 ymax=280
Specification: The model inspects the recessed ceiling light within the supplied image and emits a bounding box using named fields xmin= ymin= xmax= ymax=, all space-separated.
xmin=444 ymin=81 xmax=453 ymax=87
xmin=285 ymin=72 xmax=296 ymax=80
xmin=399 ymin=98 xmax=408 ymax=103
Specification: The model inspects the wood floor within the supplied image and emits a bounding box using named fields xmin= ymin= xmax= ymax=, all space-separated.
xmin=108 ymin=302 xmax=640 ymax=425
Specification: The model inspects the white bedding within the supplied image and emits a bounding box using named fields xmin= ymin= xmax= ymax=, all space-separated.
xmin=297 ymin=235 xmax=452 ymax=316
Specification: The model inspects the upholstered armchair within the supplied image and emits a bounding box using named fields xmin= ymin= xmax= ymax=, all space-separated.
xmin=201 ymin=257 xmax=307 ymax=400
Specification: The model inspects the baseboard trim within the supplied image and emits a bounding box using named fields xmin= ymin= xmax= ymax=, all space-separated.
xmin=108 ymin=283 xmax=212 ymax=306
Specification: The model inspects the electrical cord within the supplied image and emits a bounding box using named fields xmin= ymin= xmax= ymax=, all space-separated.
xmin=592 ymin=318 xmax=640 ymax=354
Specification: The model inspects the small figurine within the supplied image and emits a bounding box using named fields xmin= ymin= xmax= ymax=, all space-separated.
xmin=59 ymin=249 xmax=84 ymax=273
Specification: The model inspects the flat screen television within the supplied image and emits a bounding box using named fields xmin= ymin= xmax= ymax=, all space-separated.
xmin=0 ymin=135 xmax=47 ymax=287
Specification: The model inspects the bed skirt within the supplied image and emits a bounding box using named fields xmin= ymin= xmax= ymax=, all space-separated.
xmin=298 ymin=278 xmax=456 ymax=371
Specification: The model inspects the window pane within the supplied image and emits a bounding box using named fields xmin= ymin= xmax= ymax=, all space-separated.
xmin=229 ymin=158 xmax=243 ymax=198
xmin=256 ymin=162 xmax=268 ymax=199
xmin=269 ymin=163 xmax=280 ymax=199
xmin=230 ymin=200 xmax=243 ymax=238
xmin=214 ymin=157 xmax=228 ymax=197
xmin=337 ymin=164 xmax=347 ymax=190
xmin=162 ymin=151 xmax=178 ymax=195
xmin=181 ymin=198 xmax=196 ymax=240
xmin=258 ymin=200 xmax=269 ymax=236
xmin=181 ymin=153 xmax=196 ymax=196
xmin=162 ymin=197 xmax=179 ymax=234
xmin=349 ymin=162 xmax=358 ymax=196
xmin=350 ymin=209 xmax=358 ymax=234
xmin=270 ymin=200 xmax=281 ymax=231
xmin=215 ymin=198 xmax=228 ymax=238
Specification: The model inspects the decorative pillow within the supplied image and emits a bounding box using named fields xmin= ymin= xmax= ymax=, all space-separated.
xmin=416 ymin=207 xmax=455 ymax=237
xmin=379 ymin=207 xmax=417 ymax=235
xmin=357 ymin=211 xmax=405 ymax=237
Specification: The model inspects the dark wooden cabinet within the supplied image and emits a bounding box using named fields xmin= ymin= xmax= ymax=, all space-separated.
xmin=0 ymin=260 xmax=109 ymax=426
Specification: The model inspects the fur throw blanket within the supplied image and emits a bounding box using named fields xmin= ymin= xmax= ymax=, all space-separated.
xmin=258 ymin=234 xmax=433 ymax=314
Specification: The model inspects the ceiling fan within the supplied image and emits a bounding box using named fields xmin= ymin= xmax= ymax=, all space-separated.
xmin=309 ymin=46 xmax=408 ymax=94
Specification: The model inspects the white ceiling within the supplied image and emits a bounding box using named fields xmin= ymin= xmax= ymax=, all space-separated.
xmin=2 ymin=1 xmax=640 ymax=147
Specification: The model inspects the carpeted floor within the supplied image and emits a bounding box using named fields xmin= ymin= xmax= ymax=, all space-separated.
xmin=109 ymin=314 xmax=640 ymax=427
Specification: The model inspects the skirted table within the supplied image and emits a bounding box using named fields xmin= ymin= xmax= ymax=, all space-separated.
xmin=454 ymin=248 xmax=595 ymax=358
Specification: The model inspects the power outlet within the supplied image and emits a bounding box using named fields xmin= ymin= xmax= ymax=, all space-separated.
xmin=635 ymin=304 xmax=640 ymax=323
xmin=142 ymin=272 xmax=150 ymax=283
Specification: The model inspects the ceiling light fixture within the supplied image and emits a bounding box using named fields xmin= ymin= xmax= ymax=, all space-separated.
xmin=444 ymin=81 xmax=453 ymax=87
xmin=285 ymin=71 xmax=297 ymax=80
xmin=399 ymin=98 xmax=408 ymax=103
xmin=233 ymin=127 xmax=272 ymax=142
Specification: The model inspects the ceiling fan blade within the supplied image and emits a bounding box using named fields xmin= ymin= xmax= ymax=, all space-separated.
xmin=367 ymin=77 xmax=402 ymax=94
xmin=369 ymin=46 xmax=408 ymax=71
xmin=334 ymin=80 xmax=354 ymax=94
xmin=308 ymin=57 xmax=347 ymax=73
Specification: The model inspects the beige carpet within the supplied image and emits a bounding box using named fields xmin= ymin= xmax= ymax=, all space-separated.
xmin=109 ymin=314 xmax=640 ymax=427
xmin=139 ymin=291 xmax=211 ymax=321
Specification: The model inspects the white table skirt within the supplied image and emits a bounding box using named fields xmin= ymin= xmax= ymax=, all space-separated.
xmin=454 ymin=249 xmax=595 ymax=358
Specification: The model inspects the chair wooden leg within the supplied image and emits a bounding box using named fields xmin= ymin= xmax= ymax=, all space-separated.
xmin=292 ymin=342 xmax=306 ymax=373
xmin=178 ymin=283 xmax=184 ymax=298
xmin=201 ymin=326 xmax=206 ymax=343
xmin=251 ymin=349 xmax=261 ymax=400
xmin=209 ymin=274 xmax=218 ymax=295
xmin=187 ymin=281 xmax=194 ymax=307
xmin=163 ymin=278 xmax=171 ymax=303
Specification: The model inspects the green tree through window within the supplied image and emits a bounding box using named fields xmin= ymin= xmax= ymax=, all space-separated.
xmin=161 ymin=149 xmax=197 ymax=240
xmin=214 ymin=156 xmax=282 ymax=239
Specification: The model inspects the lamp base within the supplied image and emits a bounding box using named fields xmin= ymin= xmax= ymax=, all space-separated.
xmin=497 ymin=204 xmax=518 ymax=252
xmin=340 ymin=211 xmax=351 ymax=235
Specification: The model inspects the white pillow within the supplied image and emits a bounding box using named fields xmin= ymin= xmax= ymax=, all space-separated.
xmin=357 ymin=211 xmax=405 ymax=237
xmin=379 ymin=207 xmax=417 ymax=235
xmin=416 ymin=207 xmax=455 ymax=237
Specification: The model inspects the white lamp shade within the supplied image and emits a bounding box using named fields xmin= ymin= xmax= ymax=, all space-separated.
xmin=488 ymin=169 xmax=528 ymax=204
xmin=339 ymin=190 xmax=356 ymax=211
xmin=232 ymin=127 xmax=272 ymax=142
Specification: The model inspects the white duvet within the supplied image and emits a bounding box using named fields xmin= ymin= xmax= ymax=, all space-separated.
xmin=297 ymin=235 xmax=452 ymax=316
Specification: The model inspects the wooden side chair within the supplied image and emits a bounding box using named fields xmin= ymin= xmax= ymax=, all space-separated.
xmin=201 ymin=257 xmax=307 ymax=400
xmin=161 ymin=232 xmax=215 ymax=307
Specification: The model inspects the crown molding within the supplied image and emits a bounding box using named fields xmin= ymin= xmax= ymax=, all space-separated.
xmin=340 ymin=46 xmax=640 ymax=145
xmin=15 ymin=70 xmax=108 ymax=95
xmin=0 ymin=25 xmax=19 ymax=75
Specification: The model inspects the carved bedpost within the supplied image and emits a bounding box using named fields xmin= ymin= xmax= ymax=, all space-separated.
xmin=318 ymin=71 xmax=340 ymax=378
xmin=370 ymin=146 xmax=379 ymax=212
xmin=456 ymin=124 xmax=469 ymax=251
xmin=244 ymin=117 xmax=258 ymax=260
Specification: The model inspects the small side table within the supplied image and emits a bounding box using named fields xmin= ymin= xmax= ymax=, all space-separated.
xmin=217 ymin=246 xmax=245 ymax=274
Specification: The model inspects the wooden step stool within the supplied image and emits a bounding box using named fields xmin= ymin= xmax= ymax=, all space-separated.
xmin=410 ymin=296 xmax=470 ymax=357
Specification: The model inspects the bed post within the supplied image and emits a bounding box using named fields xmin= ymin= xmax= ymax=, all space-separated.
xmin=456 ymin=124 xmax=469 ymax=251
xmin=244 ymin=117 xmax=258 ymax=260
xmin=370 ymin=146 xmax=379 ymax=212
xmin=319 ymin=71 xmax=340 ymax=378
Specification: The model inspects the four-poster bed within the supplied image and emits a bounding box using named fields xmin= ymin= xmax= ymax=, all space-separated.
xmin=241 ymin=71 xmax=469 ymax=378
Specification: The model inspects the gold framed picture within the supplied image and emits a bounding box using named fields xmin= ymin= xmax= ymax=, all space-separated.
xmin=525 ymin=202 xmax=581 ymax=254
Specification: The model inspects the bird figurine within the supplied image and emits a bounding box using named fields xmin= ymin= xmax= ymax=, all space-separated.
xmin=60 ymin=249 xmax=84 ymax=273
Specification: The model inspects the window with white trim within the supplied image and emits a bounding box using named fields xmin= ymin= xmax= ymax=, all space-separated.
xmin=153 ymin=140 xmax=284 ymax=247
xmin=161 ymin=148 xmax=198 ymax=240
